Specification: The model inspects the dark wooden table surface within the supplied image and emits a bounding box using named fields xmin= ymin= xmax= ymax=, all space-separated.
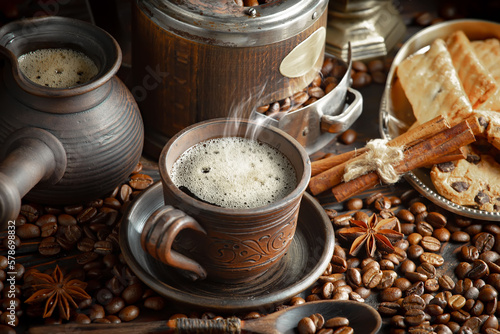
xmin=1 ymin=1 xmax=500 ymax=333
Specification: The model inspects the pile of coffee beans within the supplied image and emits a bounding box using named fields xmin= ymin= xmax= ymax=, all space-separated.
xmin=0 ymin=163 xmax=167 ymax=329
xmin=304 ymin=190 xmax=500 ymax=333
xmin=256 ymin=56 xmax=347 ymax=118
xmin=298 ymin=314 xmax=353 ymax=334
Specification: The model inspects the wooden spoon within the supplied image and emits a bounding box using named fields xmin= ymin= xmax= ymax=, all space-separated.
xmin=28 ymin=300 xmax=381 ymax=334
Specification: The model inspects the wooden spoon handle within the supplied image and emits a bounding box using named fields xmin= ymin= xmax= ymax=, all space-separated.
xmin=28 ymin=320 xmax=172 ymax=334
xmin=175 ymin=317 xmax=242 ymax=333
xmin=28 ymin=317 xmax=243 ymax=334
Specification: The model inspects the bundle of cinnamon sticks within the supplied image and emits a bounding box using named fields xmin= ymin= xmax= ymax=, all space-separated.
xmin=309 ymin=115 xmax=480 ymax=202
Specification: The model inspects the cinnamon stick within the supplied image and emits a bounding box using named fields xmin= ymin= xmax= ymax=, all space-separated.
xmin=311 ymin=115 xmax=450 ymax=177
xmin=331 ymin=119 xmax=476 ymax=202
xmin=311 ymin=148 xmax=368 ymax=176
xmin=424 ymin=147 xmax=466 ymax=167
xmin=309 ymin=115 xmax=451 ymax=194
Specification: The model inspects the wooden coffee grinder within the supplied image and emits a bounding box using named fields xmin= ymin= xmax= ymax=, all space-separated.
xmin=132 ymin=0 xmax=328 ymax=157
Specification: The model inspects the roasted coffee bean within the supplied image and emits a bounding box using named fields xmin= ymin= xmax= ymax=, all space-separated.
xmin=330 ymin=255 xmax=347 ymax=273
xmin=397 ymin=209 xmax=415 ymax=223
xmin=345 ymin=198 xmax=363 ymax=211
xmin=325 ymin=316 xmax=349 ymax=328
xmin=321 ymin=282 xmax=334 ymax=299
xmin=362 ymin=267 xmax=383 ymax=289
xmin=378 ymin=302 xmax=400 ymax=316
xmin=481 ymin=251 xmax=500 ymax=263
xmin=105 ymin=297 xmax=125 ymax=315
xmin=94 ymin=240 xmax=113 ymax=255
xmin=129 ymin=173 xmax=154 ymax=190
xmin=425 ymin=303 xmax=444 ymax=317
xmin=332 ymin=214 xmax=352 ymax=228
xmin=451 ymin=309 xmax=471 ymax=323
xmin=352 ymin=61 xmax=367 ymax=72
xmin=290 ymin=297 xmax=306 ymax=306
xmin=451 ymin=231 xmax=471 ymax=243
xmin=416 ymin=221 xmax=433 ymax=237
xmin=448 ymin=294 xmax=466 ymax=310
xmin=438 ymin=275 xmax=455 ymax=291
xmin=409 ymin=202 xmax=427 ymax=215
xmin=420 ymin=236 xmax=441 ymax=252
xmin=354 ymin=287 xmax=371 ymax=299
xmin=478 ymin=285 xmax=498 ymax=302
xmin=394 ymin=277 xmax=412 ymax=291
xmin=417 ymin=263 xmax=436 ymax=279
xmin=433 ymin=227 xmax=451 ymax=242
xmin=297 ymin=317 xmax=316 ymax=334
xmin=76 ymin=251 xmax=99 ymax=265
xmin=35 ymin=214 xmax=57 ymax=227
xmin=474 ymin=233 xmax=495 ymax=253
xmin=144 ymin=296 xmax=166 ymax=311
xmin=467 ymin=259 xmax=489 ymax=280
xmin=96 ymin=288 xmax=114 ymax=305
xmin=76 ymin=207 xmax=97 ymax=224
xmin=406 ymin=271 xmax=428 ymax=282
xmin=455 ymin=262 xmax=473 ymax=280
xmin=373 ymin=197 xmax=391 ymax=211
xmin=346 ymin=268 xmax=362 ymax=288
xmin=89 ymin=304 xmax=105 ymax=320
xmin=38 ymin=237 xmax=61 ymax=256
xmin=405 ymin=281 xmax=425 ymax=296
xmin=420 ymin=252 xmax=444 ymax=267
xmin=402 ymin=295 xmax=426 ymax=312
xmin=58 ymin=213 xmax=77 ymax=226
xmin=460 ymin=245 xmax=480 ymax=262
xmin=367 ymin=59 xmax=384 ymax=73
xmin=118 ymin=305 xmax=139 ymax=322
xmin=390 ymin=315 xmax=406 ymax=329
xmin=352 ymin=71 xmax=371 ymax=89
xmin=20 ymin=204 xmax=41 ymax=222
xmin=426 ymin=211 xmax=447 ymax=228
xmin=338 ymin=129 xmax=357 ymax=145
xmin=352 ymin=211 xmax=369 ymax=224
xmin=77 ymin=237 xmax=95 ymax=253
xmin=481 ymin=315 xmax=499 ymax=331
xmin=404 ymin=309 xmax=426 ymax=326
xmin=16 ymin=223 xmax=40 ymax=239
xmin=380 ymin=287 xmax=402 ymax=302
xmin=394 ymin=239 xmax=409 ymax=252
xmin=407 ymin=245 xmax=424 ymax=260
xmin=377 ymin=270 xmax=397 ymax=289
xmin=408 ymin=233 xmax=423 ymax=246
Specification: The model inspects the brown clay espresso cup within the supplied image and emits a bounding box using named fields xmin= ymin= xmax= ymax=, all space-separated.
xmin=140 ymin=118 xmax=311 ymax=283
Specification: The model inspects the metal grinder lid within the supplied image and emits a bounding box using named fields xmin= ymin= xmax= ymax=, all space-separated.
xmin=138 ymin=0 xmax=328 ymax=46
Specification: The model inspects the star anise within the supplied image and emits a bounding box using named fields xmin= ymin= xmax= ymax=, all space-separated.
xmin=24 ymin=265 xmax=91 ymax=320
xmin=338 ymin=213 xmax=403 ymax=257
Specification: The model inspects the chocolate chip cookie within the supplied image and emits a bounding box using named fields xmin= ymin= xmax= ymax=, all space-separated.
xmin=430 ymin=145 xmax=500 ymax=211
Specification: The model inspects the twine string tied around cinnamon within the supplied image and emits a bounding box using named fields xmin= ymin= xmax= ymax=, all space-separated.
xmin=343 ymin=139 xmax=404 ymax=184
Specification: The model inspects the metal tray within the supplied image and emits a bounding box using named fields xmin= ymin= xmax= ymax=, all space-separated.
xmin=379 ymin=19 xmax=500 ymax=221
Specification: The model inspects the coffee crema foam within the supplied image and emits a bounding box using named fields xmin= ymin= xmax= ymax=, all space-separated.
xmin=18 ymin=48 xmax=98 ymax=88
xmin=170 ymin=137 xmax=297 ymax=209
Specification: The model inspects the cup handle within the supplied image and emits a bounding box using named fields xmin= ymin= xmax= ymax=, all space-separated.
xmin=140 ymin=205 xmax=208 ymax=281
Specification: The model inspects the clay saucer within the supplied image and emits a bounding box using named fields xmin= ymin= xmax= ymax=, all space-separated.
xmin=120 ymin=181 xmax=335 ymax=313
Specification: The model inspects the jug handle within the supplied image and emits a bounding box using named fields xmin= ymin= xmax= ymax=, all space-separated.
xmin=0 ymin=128 xmax=66 ymax=226
xmin=140 ymin=205 xmax=208 ymax=281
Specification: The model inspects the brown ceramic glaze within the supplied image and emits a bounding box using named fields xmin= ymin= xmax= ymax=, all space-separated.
xmin=0 ymin=17 xmax=144 ymax=227
xmin=140 ymin=118 xmax=311 ymax=283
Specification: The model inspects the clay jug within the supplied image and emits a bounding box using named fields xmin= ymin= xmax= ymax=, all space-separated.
xmin=0 ymin=16 xmax=144 ymax=228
